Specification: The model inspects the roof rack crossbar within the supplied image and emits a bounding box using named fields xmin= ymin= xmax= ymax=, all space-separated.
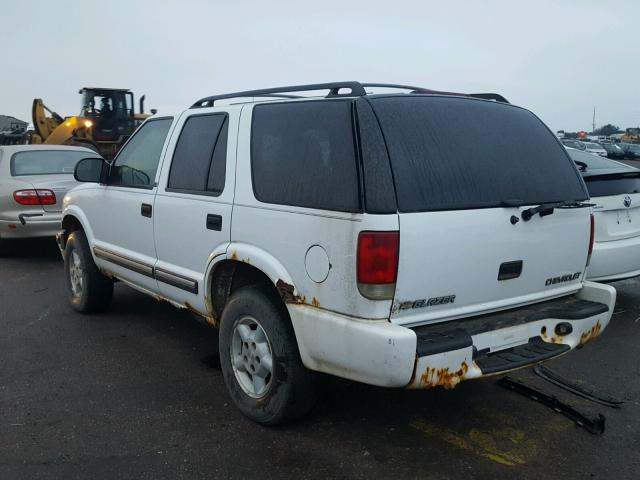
xmin=192 ymin=81 xmax=367 ymax=108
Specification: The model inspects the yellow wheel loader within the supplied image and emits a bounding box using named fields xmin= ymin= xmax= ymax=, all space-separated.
xmin=30 ymin=87 xmax=154 ymax=159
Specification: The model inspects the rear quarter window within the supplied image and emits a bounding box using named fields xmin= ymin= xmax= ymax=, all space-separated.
xmin=368 ymin=96 xmax=588 ymax=212
xmin=250 ymin=100 xmax=360 ymax=212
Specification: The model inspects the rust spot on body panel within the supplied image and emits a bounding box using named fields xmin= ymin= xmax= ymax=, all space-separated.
xmin=579 ymin=321 xmax=602 ymax=347
xmin=419 ymin=361 xmax=469 ymax=389
xmin=540 ymin=326 xmax=564 ymax=344
xmin=276 ymin=279 xmax=305 ymax=304
xmin=311 ymin=297 xmax=320 ymax=308
xmin=184 ymin=301 xmax=219 ymax=327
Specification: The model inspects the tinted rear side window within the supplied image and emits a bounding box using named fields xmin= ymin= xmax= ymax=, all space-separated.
xmin=11 ymin=150 xmax=89 ymax=176
xmin=251 ymin=101 xmax=360 ymax=212
xmin=368 ymin=96 xmax=588 ymax=212
xmin=168 ymin=114 xmax=228 ymax=195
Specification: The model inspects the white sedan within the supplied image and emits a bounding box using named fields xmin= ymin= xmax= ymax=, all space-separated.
xmin=582 ymin=142 xmax=608 ymax=157
xmin=567 ymin=147 xmax=640 ymax=281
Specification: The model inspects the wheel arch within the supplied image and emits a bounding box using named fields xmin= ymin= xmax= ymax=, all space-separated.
xmin=60 ymin=207 xmax=95 ymax=249
xmin=205 ymin=243 xmax=302 ymax=322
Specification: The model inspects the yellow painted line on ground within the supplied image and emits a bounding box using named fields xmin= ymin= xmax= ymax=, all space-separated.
xmin=410 ymin=419 xmax=536 ymax=467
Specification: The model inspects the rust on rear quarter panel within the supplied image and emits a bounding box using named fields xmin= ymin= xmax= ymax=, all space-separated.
xmin=230 ymin=251 xmax=250 ymax=263
xmin=276 ymin=279 xmax=306 ymax=304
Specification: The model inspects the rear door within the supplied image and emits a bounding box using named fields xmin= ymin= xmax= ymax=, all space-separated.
xmin=153 ymin=108 xmax=237 ymax=314
xmin=366 ymin=96 xmax=591 ymax=326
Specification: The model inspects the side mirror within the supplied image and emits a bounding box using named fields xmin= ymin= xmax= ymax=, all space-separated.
xmin=75 ymin=157 xmax=107 ymax=183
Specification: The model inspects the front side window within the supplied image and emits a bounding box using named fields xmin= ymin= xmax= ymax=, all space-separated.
xmin=110 ymin=118 xmax=173 ymax=188
xmin=11 ymin=150 xmax=89 ymax=176
xmin=167 ymin=113 xmax=228 ymax=195
xmin=251 ymin=100 xmax=360 ymax=212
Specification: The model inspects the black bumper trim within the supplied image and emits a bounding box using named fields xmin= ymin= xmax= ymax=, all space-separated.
xmin=411 ymin=294 xmax=608 ymax=357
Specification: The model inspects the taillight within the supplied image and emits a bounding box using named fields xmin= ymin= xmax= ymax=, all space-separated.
xmin=586 ymin=214 xmax=595 ymax=266
xmin=13 ymin=189 xmax=56 ymax=206
xmin=357 ymin=231 xmax=399 ymax=300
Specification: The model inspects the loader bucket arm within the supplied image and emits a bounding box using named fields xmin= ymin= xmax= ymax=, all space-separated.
xmin=32 ymin=98 xmax=64 ymax=142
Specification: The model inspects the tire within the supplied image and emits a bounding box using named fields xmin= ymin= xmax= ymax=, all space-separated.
xmin=0 ymin=237 xmax=11 ymax=257
xmin=64 ymin=230 xmax=113 ymax=312
xmin=219 ymin=286 xmax=317 ymax=425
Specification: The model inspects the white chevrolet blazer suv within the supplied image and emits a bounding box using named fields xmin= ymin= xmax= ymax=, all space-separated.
xmin=58 ymin=82 xmax=616 ymax=424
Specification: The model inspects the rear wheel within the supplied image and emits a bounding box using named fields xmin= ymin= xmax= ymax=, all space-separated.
xmin=64 ymin=230 xmax=113 ymax=312
xmin=219 ymin=286 xmax=317 ymax=425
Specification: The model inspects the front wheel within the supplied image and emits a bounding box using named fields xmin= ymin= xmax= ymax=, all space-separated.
xmin=219 ymin=286 xmax=317 ymax=425
xmin=64 ymin=230 xmax=113 ymax=312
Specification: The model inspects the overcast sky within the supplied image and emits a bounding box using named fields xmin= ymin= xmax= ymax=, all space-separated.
xmin=2 ymin=0 xmax=638 ymax=132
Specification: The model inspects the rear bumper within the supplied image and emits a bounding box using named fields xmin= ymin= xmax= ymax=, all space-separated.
xmin=288 ymin=282 xmax=616 ymax=389
xmin=588 ymin=236 xmax=640 ymax=281
xmin=0 ymin=214 xmax=62 ymax=239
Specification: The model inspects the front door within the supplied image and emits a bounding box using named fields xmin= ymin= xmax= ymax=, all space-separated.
xmin=88 ymin=117 xmax=174 ymax=293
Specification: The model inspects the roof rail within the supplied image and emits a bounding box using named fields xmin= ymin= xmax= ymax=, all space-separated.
xmin=468 ymin=93 xmax=510 ymax=103
xmin=360 ymin=84 xmax=509 ymax=103
xmin=361 ymin=83 xmax=426 ymax=91
xmin=410 ymin=88 xmax=510 ymax=104
xmin=191 ymin=81 xmax=367 ymax=108
xmin=191 ymin=81 xmax=509 ymax=108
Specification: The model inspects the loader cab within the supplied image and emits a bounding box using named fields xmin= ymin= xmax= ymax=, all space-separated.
xmin=79 ymin=88 xmax=136 ymax=141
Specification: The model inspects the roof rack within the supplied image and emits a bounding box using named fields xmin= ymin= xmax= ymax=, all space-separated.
xmin=468 ymin=92 xmax=510 ymax=103
xmin=191 ymin=81 xmax=367 ymax=108
xmin=191 ymin=81 xmax=509 ymax=108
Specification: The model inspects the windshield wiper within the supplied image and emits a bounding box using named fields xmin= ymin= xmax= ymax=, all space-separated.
xmin=521 ymin=200 xmax=593 ymax=221
xmin=574 ymin=160 xmax=588 ymax=171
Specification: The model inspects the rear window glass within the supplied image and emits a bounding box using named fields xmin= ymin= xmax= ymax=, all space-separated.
xmin=168 ymin=113 xmax=228 ymax=195
xmin=368 ymin=96 xmax=588 ymax=212
xmin=11 ymin=150 xmax=89 ymax=176
xmin=585 ymin=175 xmax=640 ymax=197
xmin=251 ymin=100 xmax=360 ymax=212
xmin=566 ymin=148 xmax=631 ymax=170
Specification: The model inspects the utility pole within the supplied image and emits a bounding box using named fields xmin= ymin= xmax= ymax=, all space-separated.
xmin=592 ymin=107 xmax=596 ymax=134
